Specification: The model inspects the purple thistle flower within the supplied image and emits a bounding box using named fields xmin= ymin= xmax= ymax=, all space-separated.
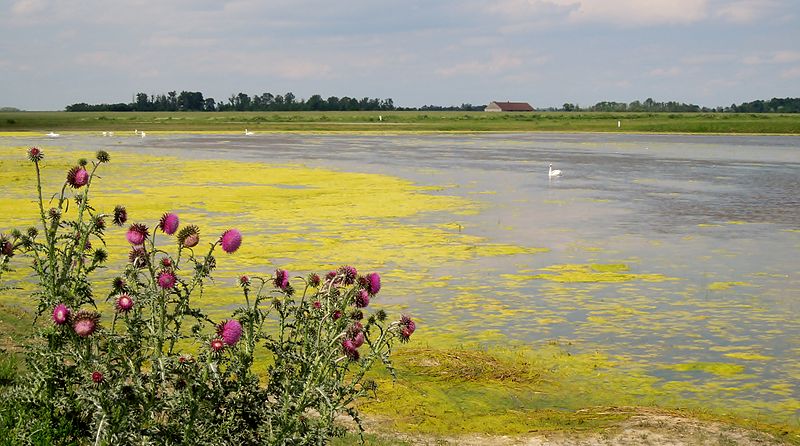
xmin=365 ymin=272 xmax=381 ymax=295
xmin=342 ymin=338 xmax=359 ymax=360
xmin=217 ymin=319 xmax=243 ymax=346
xmin=219 ymin=229 xmax=242 ymax=254
xmin=210 ymin=338 xmax=225 ymax=352
xmin=91 ymin=371 xmax=104 ymax=383
xmin=126 ymin=223 xmax=148 ymax=246
xmin=27 ymin=147 xmax=43 ymax=162
xmin=157 ymin=270 xmax=176 ymax=289
xmin=355 ymin=289 xmax=370 ymax=308
xmin=399 ymin=314 xmax=416 ymax=342
xmin=308 ymin=273 xmax=321 ymax=287
xmin=339 ymin=265 xmax=357 ymax=285
xmin=332 ymin=310 xmax=342 ymax=321
xmin=0 ymin=237 xmax=12 ymax=257
xmin=177 ymin=225 xmax=200 ymax=248
xmin=158 ymin=212 xmax=179 ymax=235
xmin=66 ymin=166 xmax=89 ymax=188
xmin=239 ymin=275 xmax=250 ymax=286
xmin=72 ymin=310 xmax=100 ymax=337
xmin=274 ymin=269 xmax=289 ymax=290
xmin=352 ymin=331 xmax=365 ymax=348
xmin=312 ymin=300 xmax=321 ymax=309
xmin=52 ymin=303 xmax=70 ymax=325
xmin=115 ymin=294 xmax=134 ymax=313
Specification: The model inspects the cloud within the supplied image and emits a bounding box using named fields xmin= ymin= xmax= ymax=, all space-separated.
xmin=435 ymin=53 xmax=525 ymax=78
xmin=743 ymin=50 xmax=800 ymax=65
xmin=485 ymin=0 xmax=709 ymax=26
xmin=562 ymin=0 xmax=709 ymax=25
xmin=713 ymin=0 xmax=779 ymax=23
xmin=11 ymin=0 xmax=46 ymax=15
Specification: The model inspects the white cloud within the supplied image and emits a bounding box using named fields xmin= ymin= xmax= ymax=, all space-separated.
xmin=11 ymin=0 xmax=46 ymax=15
xmin=713 ymin=0 xmax=778 ymax=23
xmin=562 ymin=0 xmax=708 ymax=25
xmin=485 ymin=0 xmax=709 ymax=26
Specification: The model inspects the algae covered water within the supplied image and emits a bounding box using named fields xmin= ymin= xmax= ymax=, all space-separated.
xmin=1 ymin=132 xmax=799 ymax=421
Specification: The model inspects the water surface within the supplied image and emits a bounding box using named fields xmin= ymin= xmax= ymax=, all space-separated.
xmin=3 ymin=132 xmax=799 ymax=420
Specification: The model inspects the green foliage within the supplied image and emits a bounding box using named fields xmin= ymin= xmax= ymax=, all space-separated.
xmin=1 ymin=110 xmax=798 ymax=134
xmin=0 ymin=351 xmax=16 ymax=387
xmin=0 ymin=149 xmax=413 ymax=445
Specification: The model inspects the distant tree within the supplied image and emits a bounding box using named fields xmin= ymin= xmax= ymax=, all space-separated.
xmin=177 ymin=91 xmax=204 ymax=111
xmin=134 ymin=93 xmax=151 ymax=111
xmin=203 ymin=97 xmax=216 ymax=111
xmin=326 ymin=96 xmax=340 ymax=111
xmin=306 ymin=94 xmax=324 ymax=110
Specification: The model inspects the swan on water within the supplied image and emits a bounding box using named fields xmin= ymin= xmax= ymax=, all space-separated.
xmin=244 ymin=129 xmax=254 ymax=135
xmin=548 ymin=163 xmax=562 ymax=178
xmin=141 ymin=131 xmax=146 ymax=138
xmin=46 ymin=132 xmax=60 ymax=138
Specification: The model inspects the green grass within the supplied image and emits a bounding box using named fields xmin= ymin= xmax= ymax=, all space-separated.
xmin=1 ymin=111 xmax=799 ymax=134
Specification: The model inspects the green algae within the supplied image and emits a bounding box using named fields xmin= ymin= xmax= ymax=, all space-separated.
xmin=723 ymin=352 xmax=774 ymax=361
xmin=3 ymin=143 xmax=800 ymax=439
xmin=503 ymin=263 xmax=676 ymax=284
xmin=707 ymin=281 xmax=752 ymax=291
xmin=664 ymin=362 xmax=746 ymax=377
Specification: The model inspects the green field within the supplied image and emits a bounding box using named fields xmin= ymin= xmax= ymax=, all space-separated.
xmin=1 ymin=110 xmax=799 ymax=134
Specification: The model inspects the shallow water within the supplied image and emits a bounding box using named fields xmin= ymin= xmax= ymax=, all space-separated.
xmin=2 ymin=132 xmax=799 ymax=420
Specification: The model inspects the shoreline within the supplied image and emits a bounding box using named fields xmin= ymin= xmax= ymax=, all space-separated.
xmin=2 ymin=129 xmax=800 ymax=137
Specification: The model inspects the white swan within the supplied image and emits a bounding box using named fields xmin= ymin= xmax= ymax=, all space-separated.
xmin=46 ymin=131 xmax=60 ymax=138
xmin=244 ymin=129 xmax=254 ymax=136
xmin=548 ymin=163 xmax=562 ymax=178
xmin=141 ymin=131 xmax=146 ymax=138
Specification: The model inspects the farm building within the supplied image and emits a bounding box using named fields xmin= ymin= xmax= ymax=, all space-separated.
xmin=485 ymin=101 xmax=534 ymax=112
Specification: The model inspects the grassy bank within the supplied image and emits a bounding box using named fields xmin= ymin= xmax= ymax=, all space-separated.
xmin=1 ymin=111 xmax=799 ymax=134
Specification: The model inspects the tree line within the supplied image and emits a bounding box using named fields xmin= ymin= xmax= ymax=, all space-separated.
xmin=66 ymin=91 xmax=397 ymax=112
xmin=64 ymin=92 xmax=800 ymax=113
xmin=557 ymin=97 xmax=800 ymax=113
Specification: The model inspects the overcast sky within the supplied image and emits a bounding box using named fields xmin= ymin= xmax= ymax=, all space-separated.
xmin=2 ymin=0 xmax=799 ymax=110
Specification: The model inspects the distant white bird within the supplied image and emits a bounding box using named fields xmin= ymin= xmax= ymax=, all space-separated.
xmin=102 ymin=131 xmax=108 ymax=136
xmin=548 ymin=163 xmax=562 ymax=178
xmin=244 ymin=129 xmax=254 ymax=136
xmin=109 ymin=131 xmax=114 ymax=137
xmin=134 ymin=129 xmax=138 ymax=134
xmin=141 ymin=131 xmax=146 ymax=138
xmin=46 ymin=131 xmax=60 ymax=138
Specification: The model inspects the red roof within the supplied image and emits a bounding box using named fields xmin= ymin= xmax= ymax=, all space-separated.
xmin=489 ymin=101 xmax=534 ymax=111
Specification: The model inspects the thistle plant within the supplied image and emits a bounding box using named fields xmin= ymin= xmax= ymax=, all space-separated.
xmin=0 ymin=148 xmax=415 ymax=445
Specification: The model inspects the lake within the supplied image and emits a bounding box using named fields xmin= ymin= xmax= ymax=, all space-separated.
xmin=2 ymin=132 xmax=799 ymax=420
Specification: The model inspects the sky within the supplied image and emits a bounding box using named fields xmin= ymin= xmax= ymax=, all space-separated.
xmin=1 ymin=0 xmax=799 ymax=110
